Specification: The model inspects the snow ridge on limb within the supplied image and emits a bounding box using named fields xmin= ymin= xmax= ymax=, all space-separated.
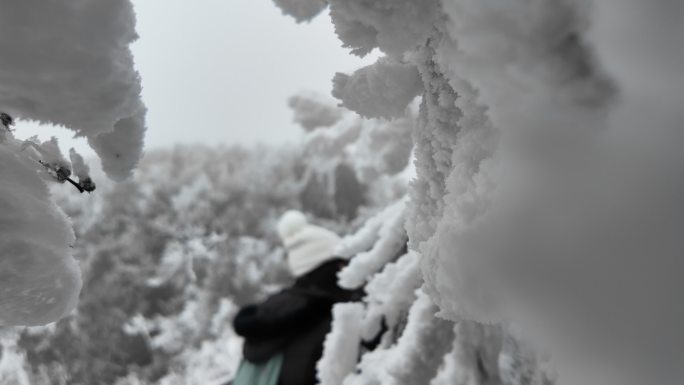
xmin=362 ymin=251 xmax=422 ymax=332
xmin=282 ymin=0 xmax=684 ymax=383
xmin=337 ymin=199 xmax=407 ymax=289
xmin=317 ymin=303 xmax=365 ymax=385
xmin=0 ymin=147 xmax=82 ymax=326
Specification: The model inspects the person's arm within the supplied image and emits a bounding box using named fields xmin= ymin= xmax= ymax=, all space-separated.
xmin=232 ymin=305 xmax=260 ymax=336
xmin=233 ymin=291 xmax=331 ymax=339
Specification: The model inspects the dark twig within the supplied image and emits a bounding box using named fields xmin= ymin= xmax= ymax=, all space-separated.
xmin=0 ymin=112 xmax=14 ymax=131
xmin=38 ymin=160 xmax=86 ymax=193
xmin=65 ymin=176 xmax=86 ymax=193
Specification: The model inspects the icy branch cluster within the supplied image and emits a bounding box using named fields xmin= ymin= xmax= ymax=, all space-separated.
xmin=0 ymin=0 xmax=146 ymax=326
xmin=285 ymin=0 xmax=684 ymax=383
xmin=336 ymin=200 xmax=407 ymax=289
xmin=291 ymin=91 xmax=414 ymax=216
xmin=319 ymin=202 xmax=514 ymax=385
xmin=328 ymin=0 xmax=439 ymax=58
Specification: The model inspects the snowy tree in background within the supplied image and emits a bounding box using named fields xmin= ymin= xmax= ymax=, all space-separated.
xmin=0 ymin=0 xmax=146 ymax=328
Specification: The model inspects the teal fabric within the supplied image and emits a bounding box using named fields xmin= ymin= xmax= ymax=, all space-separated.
xmin=232 ymin=354 xmax=283 ymax=385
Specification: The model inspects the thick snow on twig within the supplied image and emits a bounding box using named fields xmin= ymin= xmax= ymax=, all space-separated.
xmin=288 ymin=92 xmax=344 ymax=132
xmin=363 ymin=251 xmax=422 ymax=329
xmin=332 ymin=58 xmax=422 ymax=119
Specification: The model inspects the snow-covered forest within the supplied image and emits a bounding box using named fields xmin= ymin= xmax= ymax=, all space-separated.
xmin=1 ymin=1 xmax=683 ymax=385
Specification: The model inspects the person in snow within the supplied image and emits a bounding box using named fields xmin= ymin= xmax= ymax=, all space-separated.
xmin=231 ymin=210 xmax=361 ymax=385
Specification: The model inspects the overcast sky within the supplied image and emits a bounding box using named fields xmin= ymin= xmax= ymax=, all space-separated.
xmin=16 ymin=0 xmax=376 ymax=157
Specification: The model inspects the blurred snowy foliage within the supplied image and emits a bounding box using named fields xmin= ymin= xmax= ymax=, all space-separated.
xmin=13 ymin=145 xmax=303 ymax=385
xmin=8 ymin=88 xmax=416 ymax=383
xmin=332 ymin=57 xmax=422 ymax=119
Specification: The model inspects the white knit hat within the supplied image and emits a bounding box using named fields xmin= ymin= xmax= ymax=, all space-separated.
xmin=277 ymin=210 xmax=341 ymax=277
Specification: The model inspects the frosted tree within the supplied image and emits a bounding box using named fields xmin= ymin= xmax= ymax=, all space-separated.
xmin=281 ymin=0 xmax=684 ymax=384
xmin=318 ymin=201 xmax=507 ymax=385
xmin=332 ymin=57 xmax=423 ymax=120
xmin=0 ymin=0 xmax=146 ymax=327
xmin=291 ymin=91 xmax=414 ymax=219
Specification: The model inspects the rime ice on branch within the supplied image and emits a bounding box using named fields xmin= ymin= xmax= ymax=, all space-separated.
xmin=0 ymin=0 xmax=146 ymax=326
xmin=273 ymin=0 xmax=328 ymax=23
xmin=287 ymin=0 xmax=684 ymax=383
xmin=332 ymin=58 xmax=422 ymax=120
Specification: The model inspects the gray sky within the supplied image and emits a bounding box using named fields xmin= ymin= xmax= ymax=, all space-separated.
xmin=16 ymin=0 xmax=376 ymax=157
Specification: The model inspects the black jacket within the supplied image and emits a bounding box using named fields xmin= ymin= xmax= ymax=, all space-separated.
xmin=233 ymin=259 xmax=360 ymax=385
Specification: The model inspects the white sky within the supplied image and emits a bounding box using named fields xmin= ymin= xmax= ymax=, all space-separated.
xmin=15 ymin=0 xmax=377 ymax=157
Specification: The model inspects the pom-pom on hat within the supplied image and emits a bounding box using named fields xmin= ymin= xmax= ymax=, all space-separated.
xmin=277 ymin=210 xmax=341 ymax=277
